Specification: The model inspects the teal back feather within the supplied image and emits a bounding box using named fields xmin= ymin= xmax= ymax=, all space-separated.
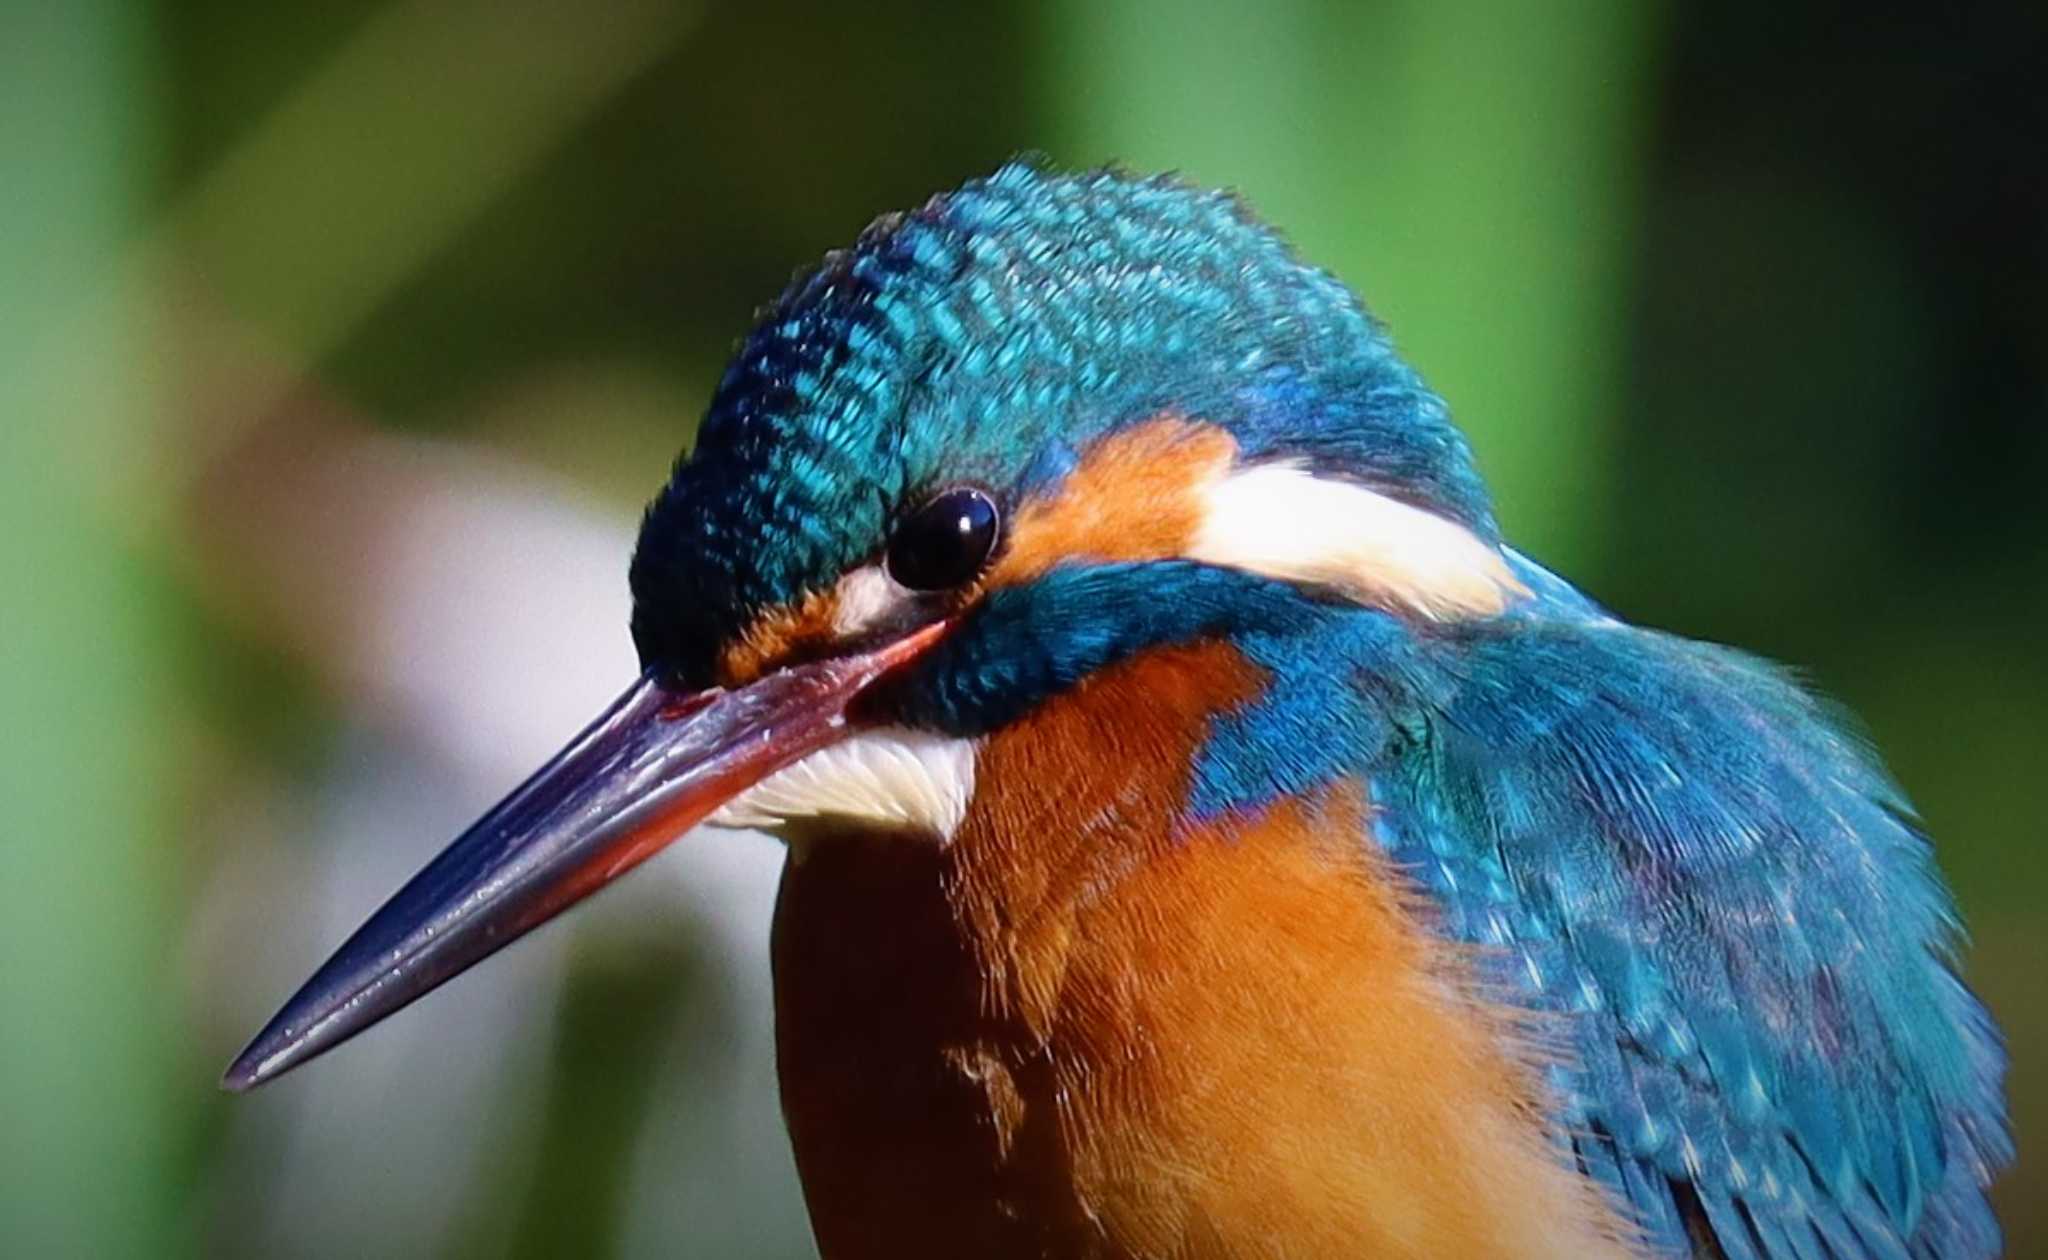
xmin=1365 ymin=574 xmax=2010 ymax=1259
xmin=898 ymin=555 xmax=2011 ymax=1257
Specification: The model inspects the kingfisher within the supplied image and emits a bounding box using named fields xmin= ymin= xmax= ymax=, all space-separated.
xmin=225 ymin=164 xmax=2010 ymax=1258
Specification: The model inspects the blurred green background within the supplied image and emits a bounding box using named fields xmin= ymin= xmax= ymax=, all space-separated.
xmin=4 ymin=1 xmax=2043 ymax=1256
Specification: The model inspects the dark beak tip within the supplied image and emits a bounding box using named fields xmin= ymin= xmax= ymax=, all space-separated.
xmin=219 ymin=629 xmax=950 ymax=1100
xmin=220 ymin=1036 xmax=284 ymax=1093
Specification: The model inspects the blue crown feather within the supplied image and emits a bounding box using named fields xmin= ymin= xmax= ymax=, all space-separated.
xmin=631 ymin=162 xmax=1489 ymax=685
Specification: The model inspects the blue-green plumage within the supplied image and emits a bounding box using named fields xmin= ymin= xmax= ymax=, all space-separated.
xmin=626 ymin=163 xmax=2009 ymax=1256
xmin=1370 ymin=593 xmax=2010 ymax=1259
xmin=631 ymin=163 xmax=1488 ymax=686
xmin=885 ymin=555 xmax=2010 ymax=1256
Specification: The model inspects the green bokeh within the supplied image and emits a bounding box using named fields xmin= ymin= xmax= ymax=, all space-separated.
xmin=4 ymin=1 xmax=2041 ymax=1255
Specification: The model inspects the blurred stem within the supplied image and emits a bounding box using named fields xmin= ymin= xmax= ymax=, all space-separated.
xmin=54 ymin=0 xmax=702 ymax=534
xmin=1039 ymin=0 xmax=1664 ymax=573
xmin=0 ymin=4 xmax=190 ymax=1256
xmin=492 ymin=947 xmax=693 ymax=1260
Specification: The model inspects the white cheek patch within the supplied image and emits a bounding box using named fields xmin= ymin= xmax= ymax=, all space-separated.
xmin=829 ymin=563 xmax=909 ymax=638
xmin=1188 ymin=463 xmax=1527 ymax=619
xmin=707 ymin=727 xmax=977 ymax=841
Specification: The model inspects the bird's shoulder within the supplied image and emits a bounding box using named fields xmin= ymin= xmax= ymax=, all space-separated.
xmin=1344 ymin=571 xmax=2011 ymax=1259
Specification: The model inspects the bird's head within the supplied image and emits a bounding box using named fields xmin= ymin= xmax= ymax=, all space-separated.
xmin=226 ymin=163 xmax=1526 ymax=1089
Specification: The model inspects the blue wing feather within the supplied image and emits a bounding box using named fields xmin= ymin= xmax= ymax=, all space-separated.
xmin=1193 ymin=565 xmax=2011 ymax=1259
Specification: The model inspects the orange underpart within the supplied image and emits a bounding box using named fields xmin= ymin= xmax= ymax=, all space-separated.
xmin=773 ymin=641 xmax=1641 ymax=1259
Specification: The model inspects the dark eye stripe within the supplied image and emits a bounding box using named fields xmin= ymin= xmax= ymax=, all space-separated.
xmin=886 ymin=487 xmax=1000 ymax=591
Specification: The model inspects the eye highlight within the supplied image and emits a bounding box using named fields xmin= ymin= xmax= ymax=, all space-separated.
xmin=886 ymin=486 xmax=1000 ymax=591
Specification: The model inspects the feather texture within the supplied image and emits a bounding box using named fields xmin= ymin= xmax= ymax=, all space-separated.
xmin=888 ymin=553 xmax=2009 ymax=1254
xmin=619 ymin=164 xmax=2010 ymax=1256
xmin=1190 ymin=562 xmax=2011 ymax=1259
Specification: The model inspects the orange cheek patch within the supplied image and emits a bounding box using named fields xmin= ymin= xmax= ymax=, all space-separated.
xmin=993 ymin=417 xmax=1239 ymax=585
xmin=717 ymin=586 xmax=843 ymax=686
xmin=716 ymin=417 xmax=1235 ymax=685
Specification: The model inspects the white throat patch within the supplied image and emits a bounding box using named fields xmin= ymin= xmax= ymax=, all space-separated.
xmin=1188 ymin=462 xmax=1526 ymax=619
xmin=706 ymin=727 xmax=976 ymax=842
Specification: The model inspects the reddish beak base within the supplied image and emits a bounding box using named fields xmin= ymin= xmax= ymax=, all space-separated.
xmin=222 ymin=624 xmax=943 ymax=1092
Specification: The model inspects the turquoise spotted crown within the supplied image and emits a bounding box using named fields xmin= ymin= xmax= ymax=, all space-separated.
xmin=630 ymin=162 xmax=1489 ymax=684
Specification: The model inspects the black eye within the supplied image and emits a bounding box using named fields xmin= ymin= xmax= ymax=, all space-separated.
xmin=886 ymin=486 xmax=1000 ymax=591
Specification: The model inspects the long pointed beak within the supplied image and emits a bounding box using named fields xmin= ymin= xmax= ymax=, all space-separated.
xmin=222 ymin=623 xmax=943 ymax=1092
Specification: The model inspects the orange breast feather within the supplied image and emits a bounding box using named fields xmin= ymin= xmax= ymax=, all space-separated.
xmin=773 ymin=643 xmax=1639 ymax=1259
